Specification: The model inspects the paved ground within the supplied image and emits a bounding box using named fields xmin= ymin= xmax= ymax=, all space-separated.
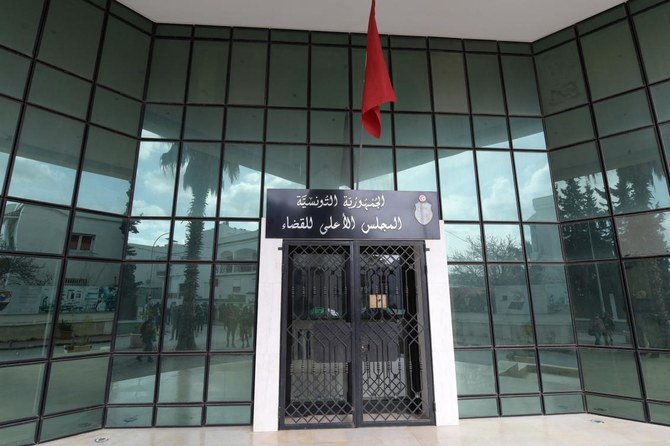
xmin=41 ymin=414 xmax=669 ymax=446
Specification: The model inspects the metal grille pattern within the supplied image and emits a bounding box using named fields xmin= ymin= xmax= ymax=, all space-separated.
xmin=284 ymin=245 xmax=353 ymax=425
xmin=359 ymin=245 xmax=429 ymax=422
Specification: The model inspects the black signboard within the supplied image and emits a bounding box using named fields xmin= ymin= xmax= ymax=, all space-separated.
xmin=266 ymin=189 xmax=440 ymax=240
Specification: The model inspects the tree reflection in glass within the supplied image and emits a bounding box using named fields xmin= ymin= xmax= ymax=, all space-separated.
xmin=160 ymin=143 xmax=238 ymax=350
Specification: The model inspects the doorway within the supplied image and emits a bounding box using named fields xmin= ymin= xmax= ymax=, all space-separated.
xmin=279 ymin=241 xmax=434 ymax=428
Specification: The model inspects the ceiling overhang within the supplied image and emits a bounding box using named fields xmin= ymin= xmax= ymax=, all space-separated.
xmin=118 ymin=0 xmax=627 ymax=42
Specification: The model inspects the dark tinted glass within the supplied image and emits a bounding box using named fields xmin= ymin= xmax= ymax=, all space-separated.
xmin=90 ymin=87 xmax=142 ymax=136
xmin=625 ymin=259 xmax=670 ymax=349
xmin=392 ymin=50 xmax=431 ymax=111
xmin=635 ymin=2 xmax=670 ymax=83
xmin=530 ymin=265 xmax=574 ymax=344
xmin=431 ymin=52 xmax=469 ymax=113
xmin=502 ymin=56 xmax=541 ymax=116
xmin=535 ymin=41 xmax=588 ymax=114
xmin=467 ymin=54 xmax=505 ymax=114
xmin=146 ymin=39 xmax=190 ymax=103
xmin=561 ymin=218 xmax=617 ymax=261
xmin=449 ymin=265 xmax=491 ymax=346
xmin=0 ymin=48 xmax=31 ymax=99
xmin=593 ymin=89 xmax=652 ymax=137
xmin=98 ymin=16 xmax=150 ymax=99
xmin=38 ymin=0 xmax=103 ymax=78
xmin=581 ymin=21 xmax=643 ymax=100
xmin=268 ymin=44 xmax=308 ymax=107
xmin=311 ymin=46 xmax=349 ymax=109
xmin=44 ymin=357 xmax=109 ymax=414
xmin=228 ymin=42 xmax=267 ymax=105
xmin=0 ymin=0 xmax=43 ymax=54
xmin=188 ymin=41 xmax=229 ymax=104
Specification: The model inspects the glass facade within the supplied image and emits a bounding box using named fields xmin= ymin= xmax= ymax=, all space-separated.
xmin=1 ymin=0 xmax=670 ymax=442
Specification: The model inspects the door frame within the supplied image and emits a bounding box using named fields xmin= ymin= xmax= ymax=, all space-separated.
xmin=277 ymin=240 xmax=436 ymax=429
xmin=252 ymin=219 xmax=459 ymax=432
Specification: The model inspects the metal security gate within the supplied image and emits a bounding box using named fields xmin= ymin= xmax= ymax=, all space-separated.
xmin=279 ymin=241 xmax=434 ymax=428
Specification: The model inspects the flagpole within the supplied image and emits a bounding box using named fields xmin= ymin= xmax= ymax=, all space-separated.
xmin=355 ymin=128 xmax=363 ymax=190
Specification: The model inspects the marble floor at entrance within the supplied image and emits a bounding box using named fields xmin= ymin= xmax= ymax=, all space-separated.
xmin=42 ymin=414 xmax=669 ymax=446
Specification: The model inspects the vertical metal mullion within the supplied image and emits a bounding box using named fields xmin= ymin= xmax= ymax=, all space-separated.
xmin=350 ymin=241 xmax=363 ymax=426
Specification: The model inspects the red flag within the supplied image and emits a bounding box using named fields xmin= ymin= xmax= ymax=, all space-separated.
xmin=361 ymin=0 xmax=396 ymax=138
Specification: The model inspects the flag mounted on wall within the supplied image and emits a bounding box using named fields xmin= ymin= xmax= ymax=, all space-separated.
xmin=361 ymin=0 xmax=396 ymax=138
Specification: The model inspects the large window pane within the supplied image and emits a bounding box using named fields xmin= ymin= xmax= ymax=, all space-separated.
xmin=544 ymin=106 xmax=594 ymax=149
xmin=9 ymin=107 xmax=83 ymax=206
xmin=455 ymin=350 xmax=495 ymax=395
xmin=489 ymin=264 xmax=533 ymax=345
xmin=184 ymin=106 xmax=224 ymax=140
xmin=530 ymin=265 xmax=573 ymax=344
xmin=267 ymin=109 xmax=307 ymax=143
xmin=510 ymin=118 xmax=546 ymax=150
xmin=438 ymin=149 xmax=479 ymax=221
xmin=310 ymin=146 xmax=351 ymax=189
xmin=535 ymin=41 xmax=588 ymax=114
xmin=28 ymin=63 xmax=91 ymax=119
xmin=0 ymin=363 xmax=45 ymax=422
xmin=354 ymin=146 xmax=394 ymax=191
xmin=174 ymin=143 xmax=221 ymax=218
xmin=435 ymin=115 xmax=472 ymax=147
xmin=0 ymin=257 xmax=60 ymax=362
xmin=207 ymin=355 xmax=253 ymax=401
xmin=172 ymin=220 xmax=215 ymax=261
xmin=467 ymin=54 xmax=505 ymax=114
xmin=312 ymin=46 xmax=349 ymax=109
xmin=0 ymin=97 xmax=20 ymax=191
xmin=524 ymin=224 xmax=563 ymax=262
xmin=162 ymin=264 xmax=211 ymax=352
xmin=602 ymin=129 xmax=670 ymax=214
xmin=98 ymin=16 xmax=150 ymax=98
xmin=449 ymin=265 xmax=491 ymax=346
xmin=211 ymin=265 xmax=257 ymax=351
xmin=392 ymin=50 xmax=431 ymax=111
xmin=514 ymin=152 xmax=557 ymax=222
xmin=549 ymin=143 xmax=608 ymax=221
xmin=484 ymin=224 xmax=523 ymax=261
xmin=225 ymin=107 xmax=264 ymax=142
xmin=0 ymin=48 xmax=30 ymax=99
xmin=268 ymin=44 xmax=307 ymax=107
xmin=624 ymin=258 xmax=670 ymax=349
xmin=2 ymin=201 xmax=68 ymax=254
xmin=37 ymin=0 xmax=103 ymax=78
xmin=220 ymin=144 xmax=262 ymax=218
xmin=538 ymin=349 xmax=580 ymax=391
xmin=216 ymin=221 xmax=259 ymax=261
xmin=78 ymin=127 xmax=136 ymax=215
xmin=566 ymin=262 xmax=631 ymax=347
xmin=158 ymin=355 xmax=205 ymax=403
xmin=263 ymin=145 xmax=306 ymax=212
xmin=131 ymin=141 xmax=177 ymax=217
xmin=146 ymin=39 xmax=190 ymax=103
xmin=70 ymin=212 xmax=125 ymax=259
xmin=635 ymin=2 xmax=670 ymax=83
xmin=0 ymin=0 xmax=43 ymax=55
xmin=497 ymin=349 xmax=539 ymax=393
xmin=90 ymin=87 xmax=142 ymax=136
xmin=228 ymin=42 xmax=267 ymax=106
xmin=40 ymin=409 xmax=103 ymax=443
xmin=477 ymin=151 xmax=519 ymax=221
xmin=616 ymin=211 xmax=670 ymax=257
xmin=142 ymin=104 xmax=183 ymax=139
xmin=561 ymin=218 xmax=617 ymax=261
xmin=431 ymin=52 xmax=468 ymax=113
xmin=593 ymin=89 xmax=652 ymax=137
xmin=473 ymin=116 xmax=508 ymax=149
xmin=44 ymin=357 xmax=109 ymax=414
xmin=641 ymin=352 xmax=670 ymax=401
xmin=502 ymin=55 xmax=541 ymax=116
xmin=310 ymin=110 xmax=350 ymax=145
xmin=580 ymin=348 xmax=641 ymax=398
xmin=396 ymin=148 xmax=436 ymax=192
xmin=394 ymin=114 xmax=433 ymax=147
xmin=581 ymin=21 xmax=643 ymax=100
xmin=54 ymin=261 xmax=119 ymax=357
xmin=188 ymin=41 xmax=229 ymax=104
xmin=445 ymin=223 xmax=482 ymax=261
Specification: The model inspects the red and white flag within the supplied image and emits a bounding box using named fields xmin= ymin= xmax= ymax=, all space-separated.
xmin=361 ymin=0 xmax=396 ymax=138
